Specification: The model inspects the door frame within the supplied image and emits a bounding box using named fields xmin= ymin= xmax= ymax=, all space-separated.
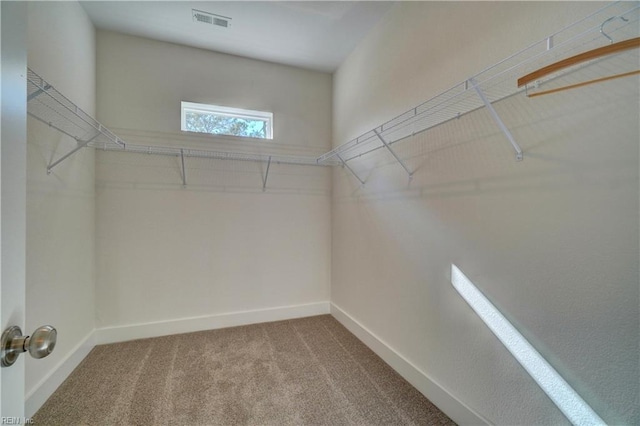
xmin=1 ymin=0 xmax=28 ymax=418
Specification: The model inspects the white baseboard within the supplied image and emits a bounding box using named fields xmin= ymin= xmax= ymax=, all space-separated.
xmin=24 ymin=302 xmax=481 ymax=423
xmin=330 ymin=303 xmax=490 ymax=426
xmin=24 ymin=302 xmax=329 ymax=416
xmin=95 ymin=301 xmax=331 ymax=345
xmin=25 ymin=329 xmax=96 ymax=418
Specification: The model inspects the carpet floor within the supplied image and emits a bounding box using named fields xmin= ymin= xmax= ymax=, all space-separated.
xmin=33 ymin=315 xmax=455 ymax=425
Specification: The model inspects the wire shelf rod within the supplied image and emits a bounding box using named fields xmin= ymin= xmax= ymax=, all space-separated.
xmin=332 ymin=82 xmax=505 ymax=163
xmin=472 ymin=4 xmax=640 ymax=83
xmin=27 ymin=2 xmax=638 ymax=181
xmin=28 ymin=97 xmax=96 ymax=141
xmin=320 ymin=82 xmax=471 ymax=162
xmin=27 ymin=73 xmax=122 ymax=147
xmin=97 ymin=142 xmax=340 ymax=167
xmin=342 ymin=99 xmax=495 ymax=163
xmin=27 ymin=111 xmax=89 ymax=143
xmin=478 ymin=10 xmax=640 ymax=91
xmin=27 ymin=83 xmax=51 ymax=102
xmin=321 ymin=1 xmax=639 ymax=165
xmin=27 ymin=67 xmax=337 ymax=170
xmin=464 ymin=2 xmax=624 ymax=83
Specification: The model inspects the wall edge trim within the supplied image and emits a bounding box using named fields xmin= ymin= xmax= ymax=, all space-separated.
xmin=330 ymin=302 xmax=491 ymax=426
xmin=25 ymin=329 xmax=96 ymax=418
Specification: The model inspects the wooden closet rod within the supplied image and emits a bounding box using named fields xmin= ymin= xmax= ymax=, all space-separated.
xmin=526 ymin=70 xmax=640 ymax=98
xmin=517 ymin=37 xmax=640 ymax=87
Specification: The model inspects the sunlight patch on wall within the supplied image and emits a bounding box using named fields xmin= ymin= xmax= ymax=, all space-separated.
xmin=450 ymin=264 xmax=605 ymax=426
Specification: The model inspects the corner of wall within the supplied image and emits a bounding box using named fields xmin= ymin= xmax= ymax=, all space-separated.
xmin=95 ymin=302 xmax=331 ymax=345
xmin=330 ymin=303 xmax=489 ymax=426
xmin=25 ymin=329 xmax=96 ymax=418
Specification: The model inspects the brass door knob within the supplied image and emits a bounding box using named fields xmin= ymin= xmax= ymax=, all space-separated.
xmin=1 ymin=325 xmax=57 ymax=367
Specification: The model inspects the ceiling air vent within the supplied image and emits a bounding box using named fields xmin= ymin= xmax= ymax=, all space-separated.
xmin=192 ymin=9 xmax=230 ymax=28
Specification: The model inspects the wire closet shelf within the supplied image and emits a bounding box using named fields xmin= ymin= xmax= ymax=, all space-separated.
xmin=318 ymin=1 xmax=640 ymax=172
xmin=27 ymin=1 xmax=639 ymax=181
xmin=26 ymin=68 xmax=340 ymax=174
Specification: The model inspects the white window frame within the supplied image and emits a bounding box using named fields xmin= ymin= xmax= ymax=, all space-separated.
xmin=181 ymin=101 xmax=273 ymax=139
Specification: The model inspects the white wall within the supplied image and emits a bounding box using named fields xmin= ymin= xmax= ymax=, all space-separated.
xmin=95 ymin=31 xmax=332 ymax=333
xmin=26 ymin=0 xmax=96 ymax=413
xmin=96 ymin=30 xmax=331 ymax=154
xmin=332 ymin=2 xmax=638 ymax=425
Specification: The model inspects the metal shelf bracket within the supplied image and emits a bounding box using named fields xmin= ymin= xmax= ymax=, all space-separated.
xmin=373 ymin=129 xmax=414 ymax=178
xmin=262 ymin=156 xmax=272 ymax=191
xmin=180 ymin=149 xmax=187 ymax=187
xmin=27 ymin=3 xmax=640 ymax=187
xmin=47 ymin=131 xmax=101 ymax=174
xmin=27 ymin=83 xmax=51 ymax=102
xmin=469 ymin=78 xmax=523 ymax=161
xmin=336 ymin=153 xmax=365 ymax=186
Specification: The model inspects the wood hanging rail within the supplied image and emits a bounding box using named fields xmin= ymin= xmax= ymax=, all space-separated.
xmin=526 ymin=69 xmax=640 ymax=98
xmin=517 ymin=36 xmax=640 ymax=87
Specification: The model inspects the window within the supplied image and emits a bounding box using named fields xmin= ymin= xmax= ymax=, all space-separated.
xmin=181 ymin=101 xmax=273 ymax=139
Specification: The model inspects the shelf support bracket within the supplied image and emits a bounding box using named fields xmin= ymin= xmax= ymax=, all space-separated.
xmin=469 ymin=78 xmax=523 ymax=161
xmin=47 ymin=131 xmax=101 ymax=174
xmin=262 ymin=156 xmax=272 ymax=192
xmin=180 ymin=149 xmax=187 ymax=187
xmin=373 ymin=129 xmax=414 ymax=178
xmin=336 ymin=153 xmax=365 ymax=185
xmin=27 ymin=84 xmax=51 ymax=102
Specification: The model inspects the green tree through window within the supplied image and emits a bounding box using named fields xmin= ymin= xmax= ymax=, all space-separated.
xmin=181 ymin=102 xmax=273 ymax=139
xmin=185 ymin=112 xmax=267 ymax=138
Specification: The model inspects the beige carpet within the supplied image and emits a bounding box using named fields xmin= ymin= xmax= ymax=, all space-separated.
xmin=34 ymin=315 xmax=455 ymax=425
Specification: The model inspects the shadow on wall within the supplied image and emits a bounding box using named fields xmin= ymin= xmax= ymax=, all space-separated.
xmin=96 ymin=151 xmax=332 ymax=196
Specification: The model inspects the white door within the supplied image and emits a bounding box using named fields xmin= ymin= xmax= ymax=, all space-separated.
xmin=1 ymin=0 xmax=28 ymax=418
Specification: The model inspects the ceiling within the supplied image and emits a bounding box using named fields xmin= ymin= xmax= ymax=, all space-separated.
xmin=80 ymin=1 xmax=395 ymax=73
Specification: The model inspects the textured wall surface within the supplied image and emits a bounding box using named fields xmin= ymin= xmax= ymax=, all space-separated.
xmin=332 ymin=2 xmax=639 ymax=424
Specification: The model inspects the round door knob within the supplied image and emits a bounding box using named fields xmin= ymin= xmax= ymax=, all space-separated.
xmin=1 ymin=325 xmax=57 ymax=367
xmin=26 ymin=325 xmax=57 ymax=359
